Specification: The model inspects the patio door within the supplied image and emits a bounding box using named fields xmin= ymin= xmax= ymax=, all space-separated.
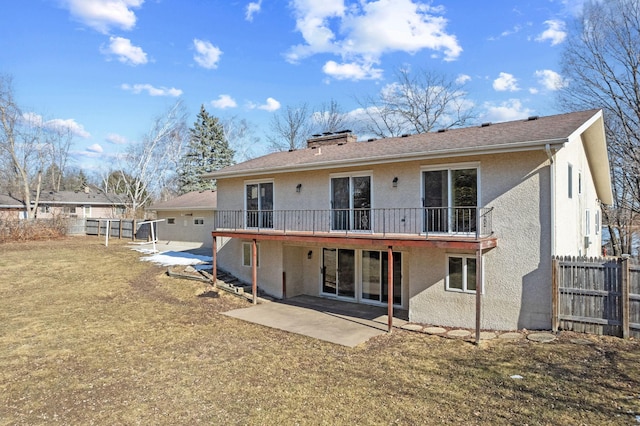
xmin=361 ymin=250 xmax=402 ymax=305
xmin=246 ymin=182 xmax=273 ymax=228
xmin=331 ymin=175 xmax=371 ymax=231
xmin=322 ymin=248 xmax=355 ymax=298
xmin=423 ymin=168 xmax=477 ymax=233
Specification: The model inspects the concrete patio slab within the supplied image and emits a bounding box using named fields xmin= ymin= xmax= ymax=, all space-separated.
xmin=223 ymin=295 xmax=408 ymax=347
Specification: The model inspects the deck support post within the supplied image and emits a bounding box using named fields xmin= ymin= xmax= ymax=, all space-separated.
xmin=212 ymin=234 xmax=217 ymax=288
xmin=252 ymin=239 xmax=258 ymax=305
xmin=475 ymin=248 xmax=483 ymax=345
xmin=388 ymin=245 xmax=393 ymax=333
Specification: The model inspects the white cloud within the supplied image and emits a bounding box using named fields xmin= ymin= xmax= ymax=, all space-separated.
xmin=193 ymin=39 xmax=222 ymax=69
xmin=322 ymin=60 xmax=383 ymax=80
xmin=61 ymin=0 xmax=144 ymax=34
xmin=481 ymin=99 xmax=533 ymax=123
xmin=456 ymin=74 xmax=471 ymax=84
xmin=21 ymin=113 xmax=90 ymax=138
xmin=246 ymin=0 xmax=262 ymax=22
xmin=211 ymin=94 xmax=237 ymax=109
xmin=45 ymin=118 xmax=91 ymax=138
xmin=493 ymin=72 xmax=519 ymax=92
xmin=101 ymin=36 xmax=148 ymax=65
xmin=106 ymin=133 xmax=128 ymax=145
xmin=121 ymin=83 xmax=183 ymax=97
xmin=287 ymin=0 xmax=461 ymax=80
xmin=248 ymin=97 xmax=281 ymax=112
xmin=536 ymin=19 xmax=566 ymax=46
xmin=534 ymin=69 xmax=569 ymax=90
xmin=87 ymin=143 xmax=104 ymax=153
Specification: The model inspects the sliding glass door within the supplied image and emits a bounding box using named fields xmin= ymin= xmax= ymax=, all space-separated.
xmin=322 ymin=248 xmax=355 ymax=298
xmin=331 ymin=175 xmax=371 ymax=231
xmin=246 ymin=182 xmax=273 ymax=228
xmin=423 ymin=167 xmax=477 ymax=233
xmin=361 ymin=250 xmax=402 ymax=305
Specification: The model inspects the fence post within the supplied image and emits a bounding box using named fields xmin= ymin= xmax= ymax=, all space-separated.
xmin=551 ymin=256 xmax=559 ymax=332
xmin=621 ymin=255 xmax=630 ymax=339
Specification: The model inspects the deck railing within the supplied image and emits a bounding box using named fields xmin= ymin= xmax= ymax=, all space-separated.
xmin=214 ymin=207 xmax=493 ymax=239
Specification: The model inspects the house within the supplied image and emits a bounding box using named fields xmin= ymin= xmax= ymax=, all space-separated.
xmin=147 ymin=190 xmax=216 ymax=248
xmin=0 ymin=186 xmax=129 ymax=219
xmin=205 ymin=109 xmax=612 ymax=332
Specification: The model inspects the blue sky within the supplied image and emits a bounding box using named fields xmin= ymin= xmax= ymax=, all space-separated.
xmin=0 ymin=0 xmax=586 ymax=172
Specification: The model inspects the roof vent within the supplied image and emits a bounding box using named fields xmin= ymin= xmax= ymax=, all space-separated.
xmin=336 ymin=129 xmax=352 ymax=134
xmin=481 ymin=122 xmax=491 ymax=127
xmin=322 ymin=131 xmax=333 ymax=135
xmin=312 ymin=134 xmax=322 ymax=137
xmin=527 ymin=115 xmax=539 ymax=121
xmin=437 ymin=129 xmax=447 ymax=133
xmin=367 ymin=138 xmax=376 ymax=142
xmin=401 ymin=133 xmax=410 ymax=137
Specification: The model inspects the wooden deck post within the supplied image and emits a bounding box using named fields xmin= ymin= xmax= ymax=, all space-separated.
xmin=212 ymin=234 xmax=217 ymax=288
xmin=475 ymin=248 xmax=483 ymax=345
xmin=387 ymin=246 xmax=393 ymax=333
xmin=621 ymin=255 xmax=630 ymax=339
xmin=252 ymin=239 xmax=258 ymax=305
xmin=551 ymin=257 xmax=559 ymax=332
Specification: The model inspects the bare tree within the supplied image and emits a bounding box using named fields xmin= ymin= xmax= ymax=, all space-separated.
xmin=268 ymin=103 xmax=313 ymax=151
xmin=116 ymin=100 xmax=188 ymax=218
xmin=558 ymin=0 xmax=640 ymax=255
xmin=311 ymin=99 xmax=351 ymax=134
xmin=222 ymin=115 xmax=261 ymax=162
xmin=0 ymin=75 xmax=48 ymax=219
xmin=356 ymin=67 xmax=475 ymax=138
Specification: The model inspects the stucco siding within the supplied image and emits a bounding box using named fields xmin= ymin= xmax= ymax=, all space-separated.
xmin=155 ymin=210 xmax=214 ymax=247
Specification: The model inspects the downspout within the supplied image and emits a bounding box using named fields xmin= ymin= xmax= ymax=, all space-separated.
xmin=545 ymin=144 xmax=555 ymax=256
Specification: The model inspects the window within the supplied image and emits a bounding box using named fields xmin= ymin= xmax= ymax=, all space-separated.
xmin=330 ymin=174 xmax=371 ymax=231
xmin=578 ymin=171 xmax=582 ymax=195
xmin=568 ymin=164 xmax=573 ymax=198
xmin=194 ymin=217 xmax=204 ymax=225
xmin=246 ymin=181 xmax=273 ymax=228
xmin=585 ymin=210 xmax=590 ymax=235
xmin=39 ymin=205 xmax=50 ymax=213
xmin=595 ymin=210 xmax=600 ymax=235
xmin=167 ymin=218 xmax=176 ymax=225
xmin=422 ymin=165 xmax=478 ymax=233
xmin=242 ymin=242 xmax=260 ymax=267
xmin=446 ymin=254 xmax=477 ymax=293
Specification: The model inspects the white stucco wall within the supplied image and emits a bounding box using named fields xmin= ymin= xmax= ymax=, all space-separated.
xmin=214 ymin=143 xmax=601 ymax=330
xmin=156 ymin=210 xmax=215 ymax=248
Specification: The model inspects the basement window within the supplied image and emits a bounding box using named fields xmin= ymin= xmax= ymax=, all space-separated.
xmin=446 ymin=254 xmax=477 ymax=293
xmin=242 ymin=242 xmax=260 ymax=268
xmin=167 ymin=218 xmax=176 ymax=225
xmin=194 ymin=217 xmax=204 ymax=225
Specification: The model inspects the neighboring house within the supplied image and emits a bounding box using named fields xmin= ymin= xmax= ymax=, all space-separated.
xmin=147 ymin=190 xmax=216 ymax=248
xmin=0 ymin=193 xmax=25 ymax=219
xmin=0 ymin=186 xmax=129 ymax=219
xmin=205 ymin=109 xmax=613 ymax=332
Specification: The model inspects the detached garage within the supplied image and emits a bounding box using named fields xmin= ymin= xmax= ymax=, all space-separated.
xmin=147 ymin=190 xmax=216 ymax=248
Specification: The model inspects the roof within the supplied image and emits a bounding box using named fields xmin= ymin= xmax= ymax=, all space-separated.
xmin=0 ymin=193 xmax=24 ymax=208
xmin=205 ymin=109 xmax=602 ymax=178
xmin=204 ymin=109 xmax=613 ymax=205
xmin=148 ymin=190 xmax=217 ymax=211
xmin=38 ymin=188 xmax=129 ymax=206
xmin=0 ymin=187 xmax=129 ymax=207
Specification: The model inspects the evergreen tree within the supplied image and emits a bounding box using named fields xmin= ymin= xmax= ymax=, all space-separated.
xmin=179 ymin=105 xmax=234 ymax=194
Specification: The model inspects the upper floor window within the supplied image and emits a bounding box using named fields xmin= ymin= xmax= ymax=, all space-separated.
xmin=568 ymin=164 xmax=573 ymax=199
xmin=422 ymin=165 xmax=478 ymax=234
xmin=330 ymin=174 xmax=371 ymax=231
xmin=194 ymin=217 xmax=204 ymax=225
xmin=246 ymin=181 xmax=273 ymax=228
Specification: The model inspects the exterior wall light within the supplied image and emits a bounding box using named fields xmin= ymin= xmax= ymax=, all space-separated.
xmin=296 ymin=183 xmax=302 ymax=193
xmin=392 ymin=177 xmax=398 ymax=188
xmin=307 ymin=250 xmax=313 ymax=259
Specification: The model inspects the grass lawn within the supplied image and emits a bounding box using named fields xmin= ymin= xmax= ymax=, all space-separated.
xmin=0 ymin=237 xmax=639 ymax=425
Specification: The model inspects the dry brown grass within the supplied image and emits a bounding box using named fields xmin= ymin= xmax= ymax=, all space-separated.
xmin=0 ymin=237 xmax=639 ymax=425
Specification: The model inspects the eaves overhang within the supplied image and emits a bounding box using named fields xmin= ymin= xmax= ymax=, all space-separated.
xmin=206 ymin=138 xmax=568 ymax=180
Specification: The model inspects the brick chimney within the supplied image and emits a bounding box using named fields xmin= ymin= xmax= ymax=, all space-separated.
xmin=307 ymin=130 xmax=356 ymax=148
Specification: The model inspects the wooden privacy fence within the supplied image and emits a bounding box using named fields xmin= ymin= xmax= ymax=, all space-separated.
xmin=552 ymin=256 xmax=640 ymax=339
xmin=83 ymin=218 xmax=155 ymax=241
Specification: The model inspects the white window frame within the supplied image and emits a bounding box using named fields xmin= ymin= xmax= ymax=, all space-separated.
xmin=445 ymin=253 xmax=481 ymax=294
xmin=167 ymin=217 xmax=176 ymax=225
xmin=595 ymin=210 xmax=600 ymax=235
xmin=568 ymin=164 xmax=573 ymax=199
xmin=585 ymin=209 xmax=590 ymax=235
xmin=329 ymin=171 xmax=373 ymax=232
xmin=242 ymin=242 xmax=260 ymax=268
xmin=194 ymin=217 xmax=204 ymax=226
xmin=244 ymin=178 xmax=274 ymax=229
